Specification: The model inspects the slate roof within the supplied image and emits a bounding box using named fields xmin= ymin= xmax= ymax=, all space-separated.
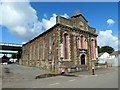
xmin=110 ymin=51 xmax=120 ymax=55
xmin=98 ymin=53 xmax=104 ymax=57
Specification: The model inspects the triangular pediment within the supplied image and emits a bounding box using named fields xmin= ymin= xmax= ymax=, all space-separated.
xmin=71 ymin=14 xmax=88 ymax=23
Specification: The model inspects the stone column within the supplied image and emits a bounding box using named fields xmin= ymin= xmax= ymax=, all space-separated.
xmin=74 ymin=35 xmax=77 ymax=65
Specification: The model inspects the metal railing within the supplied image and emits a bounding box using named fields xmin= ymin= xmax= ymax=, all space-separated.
xmin=0 ymin=42 xmax=22 ymax=47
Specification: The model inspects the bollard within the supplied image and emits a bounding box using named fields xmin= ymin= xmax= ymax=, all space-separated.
xmin=92 ymin=68 xmax=95 ymax=75
xmin=92 ymin=66 xmax=95 ymax=75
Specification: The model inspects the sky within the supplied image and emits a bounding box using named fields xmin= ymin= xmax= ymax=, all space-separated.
xmin=0 ymin=2 xmax=118 ymax=57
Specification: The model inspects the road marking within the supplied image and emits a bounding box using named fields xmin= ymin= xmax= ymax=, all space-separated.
xmin=49 ymin=83 xmax=60 ymax=86
xmin=78 ymin=75 xmax=98 ymax=78
xmin=83 ymin=76 xmax=90 ymax=78
xmin=79 ymin=75 xmax=89 ymax=78
xmin=69 ymin=79 xmax=76 ymax=82
xmin=79 ymin=75 xmax=89 ymax=76
xmin=90 ymin=74 xmax=98 ymax=76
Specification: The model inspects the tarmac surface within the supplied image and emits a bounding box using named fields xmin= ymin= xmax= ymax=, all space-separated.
xmin=0 ymin=64 xmax=119 ymax=88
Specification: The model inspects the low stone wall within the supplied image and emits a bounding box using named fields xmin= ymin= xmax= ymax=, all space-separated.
xmin=64 ymin=65 xmax=88 ymax=73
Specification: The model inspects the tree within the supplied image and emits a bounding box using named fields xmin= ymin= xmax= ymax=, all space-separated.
xmin=11 ymin=54 xmax=17 ymax=59
xmin=2 ymin=55 xmax=9 ymax=63
xmin=98 ymin=46 xmax=114 ymax=54
xmin=97 ymin=46 xmax=101 ymax=54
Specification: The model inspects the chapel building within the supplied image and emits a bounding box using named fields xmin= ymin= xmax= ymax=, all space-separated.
xmin=21 ymin=10 xmax=98 ymax=72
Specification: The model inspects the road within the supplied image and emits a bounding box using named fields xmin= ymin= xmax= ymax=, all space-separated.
xmin=1 ymin=64 xmax=119 ymax=88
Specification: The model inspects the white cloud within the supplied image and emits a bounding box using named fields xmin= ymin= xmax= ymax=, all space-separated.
xmin=0 ymin=1 xmax=69 ymax=41
xmin=61 ymin=13 xmax=69 ymax=18
xmin=97 ymin=30 xmax=118 ymax=48
xmin=21 ymin=42 xmax=26 ymax=44
xmin=42 ymin=13 xmax=69 ymax=30
xmin=107 ymin=19 xmax=115 ymax=26
xmin=0 ymin=2 xmax=42 ymax=40
xmin=42 ymin=13 xmax=57 ymax=30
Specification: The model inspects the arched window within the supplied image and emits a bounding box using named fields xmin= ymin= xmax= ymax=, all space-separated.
xmin=42 ymin=40 xmax=45 ymax=60
xmin=64 ymin=33 xmax=69 ymax=59
xmin=81 ymin=35 xmax=84 ymax=49
xmin=91 ymin=39 xmax=95 ymax=59
xmin=85 ymin=39 xmax=87 ymax=49
xmin=77 ymin=37 xmax=81 ymax=49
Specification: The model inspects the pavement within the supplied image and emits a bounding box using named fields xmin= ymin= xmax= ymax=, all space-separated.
xmin=1 ymin=64 xmax=119 ymax=88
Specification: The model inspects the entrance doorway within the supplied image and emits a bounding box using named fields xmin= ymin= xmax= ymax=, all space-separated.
xmin=81 ymin=54 xmax=85 ymax=65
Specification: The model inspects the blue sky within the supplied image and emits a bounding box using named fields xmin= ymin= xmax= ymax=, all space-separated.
xmin=1 ymin=2 xmax=118 ymax=51
xmin=31 ymin=2 xmax=118 ymax=34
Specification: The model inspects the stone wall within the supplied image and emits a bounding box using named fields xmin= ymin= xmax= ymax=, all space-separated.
xmin=22 ymin=27 xmax=60 ymax=72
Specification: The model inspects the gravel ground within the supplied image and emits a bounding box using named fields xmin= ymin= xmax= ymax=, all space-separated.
xmin=1 ymin=64 xmax=49 ymax=88
xmin=2 ymin=64 xmax=49 ymax=80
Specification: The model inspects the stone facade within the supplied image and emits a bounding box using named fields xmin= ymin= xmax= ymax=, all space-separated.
xmin=21 ymin=11 xmax=98 ymax=72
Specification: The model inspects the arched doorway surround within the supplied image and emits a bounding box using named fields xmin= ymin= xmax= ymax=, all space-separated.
xmin=81 ymin=54 xmax=85 ymax=65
